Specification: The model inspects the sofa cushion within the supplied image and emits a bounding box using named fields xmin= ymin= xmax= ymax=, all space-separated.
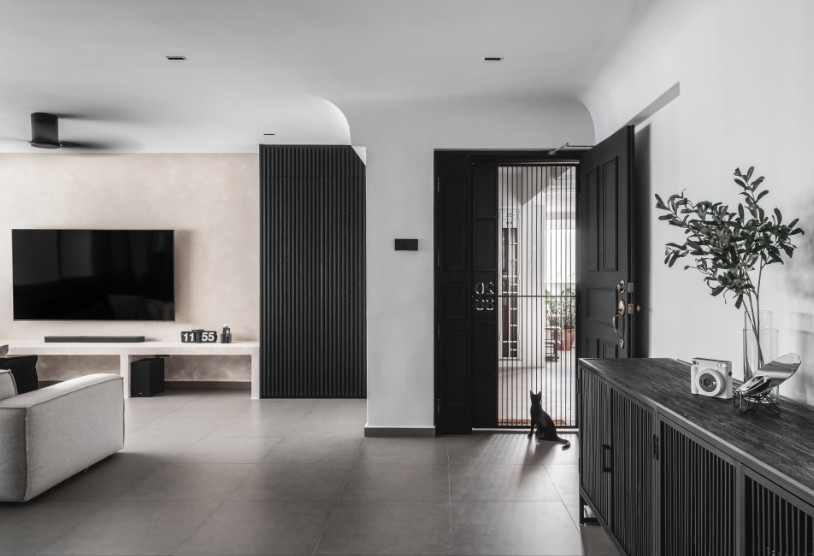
xmin=0 ymin=356 xmax=39 ymax=394
xmin=0 ymin=370 xmax=17 ymax=401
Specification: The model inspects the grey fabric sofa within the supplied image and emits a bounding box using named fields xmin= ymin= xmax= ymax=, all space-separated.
xmin=0 ymin=373 xmax=124 ymax=502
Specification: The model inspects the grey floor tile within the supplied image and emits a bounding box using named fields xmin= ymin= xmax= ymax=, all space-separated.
xmin=581 ymin=525 xmax=623 ymax=555
xmin=451 ymin=500 xmax=587 ymax=555
xmin=169 ymin=398 xmax=250 ymax=419
xmin=38 ymin=500 xmax=220 ymax=556
xmin=37 ymin=457 xmax=162 ymax=502
xmin=119 ymin=462 xmax=254 ymax=501
xmin=315 ymin=500 xmax=451 ymax=555
xmin=210 ymin=412 xmax=306 ymax=437
xmin=0 ymin=501 xmax=106 ymax=556
xmin=450 ymin=462 xmax=561 ymax=502
xmin=132 ymin=413 xmax=228 ymax=439
xmin=1 ymin=394 xmax=603 ymax=556
xmin=357 ymin=437 xmax=449 ymax=465
xmin=447 ymin=432 xmax=576 ymax=467
xmin=544 ymin=465 xmax=580 ymax=499
xmin=230 ymin=462 xmax=352 ymax=501
xmin=119 ymin=434 xmax=202 ymax=464
xmin=341 ymin=462 xmax=449 ymax=501
xmin=174 ymin=435 xmax=283 ymax=463
xmin=246 ymin=398 xmax=317 ymax=419
xmin=178 ymin=500 xmax=333 ymax=555
xmin=262 ymin=435 xmax=363 ymax=464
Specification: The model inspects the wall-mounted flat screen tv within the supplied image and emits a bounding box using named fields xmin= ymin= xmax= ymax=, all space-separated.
xmin=12 ymin=229 xmax=175 ymax=321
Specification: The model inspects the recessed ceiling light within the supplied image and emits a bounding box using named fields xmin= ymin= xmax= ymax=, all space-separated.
xmin=166 ymin=55 xmax=187 ymax=61
xmin=484 ymin=57 xmax=504 ymax=61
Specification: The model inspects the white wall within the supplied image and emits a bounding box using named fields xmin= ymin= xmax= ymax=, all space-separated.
xmin=340 ymin=96 xmax=594 ymax=429
xmin=581 ymin=0 xmax=814 ymax=402
xmin=0 ymin=154 xmax=259 ymax=382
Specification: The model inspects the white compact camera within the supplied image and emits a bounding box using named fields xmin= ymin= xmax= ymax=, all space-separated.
xmin=690 ymin=358 xmax=733 ymax=399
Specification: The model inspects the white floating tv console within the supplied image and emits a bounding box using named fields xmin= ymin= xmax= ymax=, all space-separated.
xmin=3 ymin=340 xmax=261 ymax=399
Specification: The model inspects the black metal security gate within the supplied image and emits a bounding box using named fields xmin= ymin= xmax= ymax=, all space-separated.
xmin=497 ymin=164 xmax=576 ymax=427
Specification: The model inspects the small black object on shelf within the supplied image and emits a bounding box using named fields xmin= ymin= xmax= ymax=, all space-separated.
xmin=221 ymin=325 xmax=232 ymax=344
xmin=131 ymin=357 xmax=165 ymax=397
xmin=180 ymin=330 xmax=217 ymax=343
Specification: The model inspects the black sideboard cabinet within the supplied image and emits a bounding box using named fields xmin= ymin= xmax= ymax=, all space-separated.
xmin=578 ymin=358 xmax=814 ymax=556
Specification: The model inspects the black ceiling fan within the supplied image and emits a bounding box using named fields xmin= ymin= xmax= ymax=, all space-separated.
xmin=29 ymin=112 xmax=125 ymax=150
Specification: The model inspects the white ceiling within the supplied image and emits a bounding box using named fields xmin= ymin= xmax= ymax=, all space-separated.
xmin=0 ymin=0 xmax=654 ymax=153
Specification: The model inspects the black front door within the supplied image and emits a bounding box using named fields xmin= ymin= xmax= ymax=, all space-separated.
xmin=434 ymin=154 xmax=498 ymax=434
xmin=435 ymin=136 xmax=639 ymax=434
xmin=577 ymin=126 xmax=637 ymax=358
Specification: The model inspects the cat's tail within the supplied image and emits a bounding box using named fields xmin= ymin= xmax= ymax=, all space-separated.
xmin=555 ymin=436 xmax=571 ymax=450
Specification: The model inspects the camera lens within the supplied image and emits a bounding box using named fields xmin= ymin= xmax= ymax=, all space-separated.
xmin=699 ymin=372 xmax=720 ymax=394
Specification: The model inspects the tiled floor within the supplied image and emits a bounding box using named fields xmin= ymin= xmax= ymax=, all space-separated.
xmin=0 ymin=390 xmax=621 ymax=556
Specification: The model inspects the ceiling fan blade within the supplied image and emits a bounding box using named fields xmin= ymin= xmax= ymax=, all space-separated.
xmin=60 ymin=138 xmax=138 ymax=151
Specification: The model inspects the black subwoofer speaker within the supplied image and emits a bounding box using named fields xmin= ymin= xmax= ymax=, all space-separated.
xmin=131 ymin=357 xmax=165 ymax=397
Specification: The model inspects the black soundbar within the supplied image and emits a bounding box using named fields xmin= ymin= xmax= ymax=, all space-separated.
xmin=44 ymin=336 xmax=146 ymax=343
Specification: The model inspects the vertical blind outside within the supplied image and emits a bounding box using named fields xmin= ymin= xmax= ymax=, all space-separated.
xmin=260 ymin=145 xmax=366 ymax=398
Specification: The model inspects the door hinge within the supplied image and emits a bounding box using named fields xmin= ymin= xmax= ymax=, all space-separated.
xmin=436 ymin=397 xmax=441 ymax=414
xmin=436 ymin=177 xmax=440 ymax=193
xmin=653 ymin=434 xmax=659 ymax=460
xmin=436 ymin=249 xmax=441 ymax=268
xmin=436 ymin=325 xmax=440 ymax=342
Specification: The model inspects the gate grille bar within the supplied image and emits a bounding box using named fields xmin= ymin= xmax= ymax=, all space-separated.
xmin=497 ymin=164 xmax=576 ymax=427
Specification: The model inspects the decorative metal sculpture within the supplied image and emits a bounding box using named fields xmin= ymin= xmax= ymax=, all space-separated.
xmin=733 ymin=353 xmax=801 ymax=414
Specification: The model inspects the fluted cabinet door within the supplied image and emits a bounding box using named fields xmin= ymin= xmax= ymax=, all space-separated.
xmin=260 ymin=146 xmax=366 ymax=398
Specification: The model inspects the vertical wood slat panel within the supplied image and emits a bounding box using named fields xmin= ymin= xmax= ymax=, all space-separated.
xmin=745 ymin=473 xmax=814 ymax=555
xmin=260 ymin=145 xmax=366 ymax=398
xmin=661 ymin=422 xmax=735 ymax=556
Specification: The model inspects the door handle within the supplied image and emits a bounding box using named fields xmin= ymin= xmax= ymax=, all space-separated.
xmin=601 ymin=444 xmax=612 ymax=472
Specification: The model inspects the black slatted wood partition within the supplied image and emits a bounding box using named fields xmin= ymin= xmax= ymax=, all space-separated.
xmin=611 ymin=391 xmax=653 ymax=556
xmin=661 ymin=422 xmax=736 ymax=556
xmin=745 ymin=472 xmax=814 ymax=556
xmin=260 ymin=145 xmax=366 ymax=398
xmin=579 ymin=370 xmax=612 ymax=523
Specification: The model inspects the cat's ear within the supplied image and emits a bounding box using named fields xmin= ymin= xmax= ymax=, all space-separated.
xmin=529 ymin=390 xmax=533 ymax=396
xmin=537 ymin=391 xmax=541 ymax=396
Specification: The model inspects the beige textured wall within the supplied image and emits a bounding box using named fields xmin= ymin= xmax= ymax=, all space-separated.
xmin=0 ymin=154 xmax=259 ymax=382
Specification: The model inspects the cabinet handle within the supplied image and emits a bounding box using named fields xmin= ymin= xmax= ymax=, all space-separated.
xmin=601 ymin=444 xmax=612 ymax=472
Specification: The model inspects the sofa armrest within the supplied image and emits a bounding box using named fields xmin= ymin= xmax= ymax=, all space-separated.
xmin=0 ymin=373 xmax=124 ymax=501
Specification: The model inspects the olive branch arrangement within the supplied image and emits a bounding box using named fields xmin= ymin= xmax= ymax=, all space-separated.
xmin=654 ymin=167 xmax=804 ymax=369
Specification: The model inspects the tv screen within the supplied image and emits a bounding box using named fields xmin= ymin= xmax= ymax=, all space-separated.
xmin=12 ymin=229 xmax=175 ymax=321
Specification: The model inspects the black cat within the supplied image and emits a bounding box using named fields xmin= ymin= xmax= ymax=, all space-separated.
xmin=528 ymin=390 xmax=570 ymax=449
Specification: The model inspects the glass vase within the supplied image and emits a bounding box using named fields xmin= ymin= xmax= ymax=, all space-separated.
xmin=743 ymin=310 xmax=779 ymax=400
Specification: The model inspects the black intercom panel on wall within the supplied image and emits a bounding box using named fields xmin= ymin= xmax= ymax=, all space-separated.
xmin=394 ymin=239 xmax=418 ymax=251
